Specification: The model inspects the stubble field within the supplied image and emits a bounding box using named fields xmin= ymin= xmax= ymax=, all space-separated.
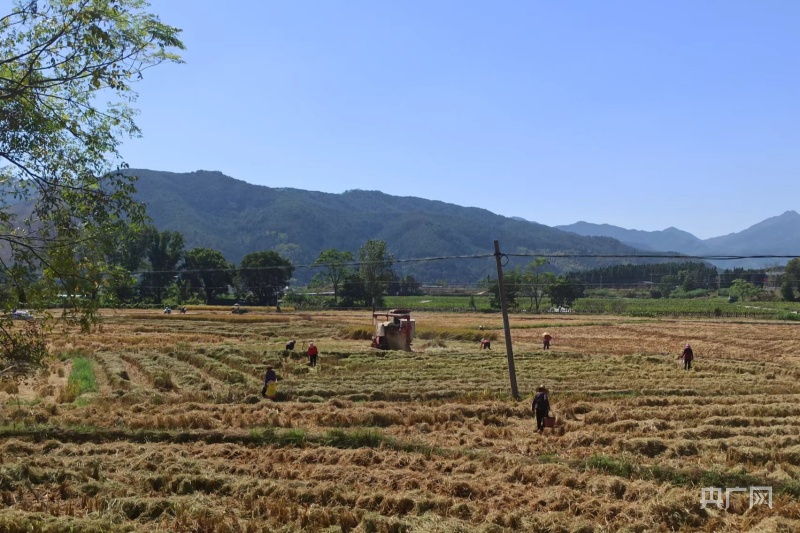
xmin=1 ymin=308 xmax=800 ymax=532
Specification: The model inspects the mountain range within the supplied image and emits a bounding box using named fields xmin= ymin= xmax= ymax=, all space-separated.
xmin=556 ymin=211 xmax=800 ymax=269
xmin=128 ymin=170 xmax=658 ymax=284
xmin=127 ymin=169 xmax=798 ymax=281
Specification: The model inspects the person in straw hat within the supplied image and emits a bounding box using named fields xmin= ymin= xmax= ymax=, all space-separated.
xmin=542 ymin=332 xmax=552 ymax=350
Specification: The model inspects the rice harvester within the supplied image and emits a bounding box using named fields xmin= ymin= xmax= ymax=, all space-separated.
xmin=371 ymin=309 xmax=415 ymax=351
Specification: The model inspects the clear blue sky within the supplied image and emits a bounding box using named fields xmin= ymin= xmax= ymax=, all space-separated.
xmin=122 ymin=1 xmax=800 ymax=239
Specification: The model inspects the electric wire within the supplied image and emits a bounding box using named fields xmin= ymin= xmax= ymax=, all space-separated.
xmin=131 ymin=252 xmax=800 ymax=276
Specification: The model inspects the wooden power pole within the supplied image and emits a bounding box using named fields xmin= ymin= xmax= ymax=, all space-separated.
xmin=494 ymin=240 xmax=520 ymax=400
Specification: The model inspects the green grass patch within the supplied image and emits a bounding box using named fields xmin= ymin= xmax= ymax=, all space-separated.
xmin=251 ymin=427 xmax=308 ymax=447
xmin=384 ymin=295 xmax=492 ymax=310
xmin=573 ymin=297 xmax=780 ymax=317
xmin=584 ymin=454 xmax=635 ymax=478
xmin=323 ymin=428 xmax=387 ymax=448
xmin=67 ymin=357 xmax=97 ymax=395
xmin=247 ymin=426 xmax=443 ymax=456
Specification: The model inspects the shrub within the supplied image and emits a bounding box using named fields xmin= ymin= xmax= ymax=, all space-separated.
xmin=753 ymin=290 xmax=778 ymax=302
xmin=57 ymin=382 xmax=81 ymax=403
xmin=670 ymin=289 xmax=709 ymax=299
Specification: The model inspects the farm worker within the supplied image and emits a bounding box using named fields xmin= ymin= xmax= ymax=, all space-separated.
xmin=307 ymin=342 xmax=319 ymax=367
xmin=480 ymin=338 xmax=491 ymax=350
xmin=531 ymin=385 xmax=551 ymax=433
xmin=261 ymin=365 xmax=278 ymax=399
xmin=680 ymin=343 xmax=694 ymax=371
xmin=543 ymin=332 xmax=552 ymax=350
xmin=285 ymin=340 xmax=296 ymax=351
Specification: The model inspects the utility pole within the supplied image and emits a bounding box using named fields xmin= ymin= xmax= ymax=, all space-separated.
xmin=494 ymin=240 xmax=520 ymax=400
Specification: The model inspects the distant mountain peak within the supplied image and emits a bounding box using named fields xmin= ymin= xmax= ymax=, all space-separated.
xmin=557 ymin=211 xmax=800 ymax=269
xmin=555 ymin=221 xmax=706 ymax=254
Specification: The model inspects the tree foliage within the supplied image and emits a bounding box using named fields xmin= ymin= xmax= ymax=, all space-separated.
xmin=784 ymin=258 xmax=800 ymax=293
xmin=547 ymin=277 xmax=585 ymax=308
xmin=312 ymin=248 xmax=353 ymax=304
xmin=781 ymin=280 xmax=795 ymax=302
xmin=140 ymin=228 xmax=184 ymax=303
xmin=729 ymin=279 xmax=758 ymax=302
xmin=339 ymin=272 xmax=367 ymax=307
xmin=388 ymin=274 xmax=422 ymax=297
xmin=488 ymin=270 xmax=520 ymax=310
xmin=519 ymin=258 xmax=554 ymax=312
xmin=358 ymin=240 xmax=395 ymax=311
xmin=239 ymin=251 xmax=294 ymax=306
xmin=0 ymin=0 xmax=183 ymax=376
xmin=183 ymin=247 xmax=232 ymax=304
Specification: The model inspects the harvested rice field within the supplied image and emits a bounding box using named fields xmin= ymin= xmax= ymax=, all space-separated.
xmin=2 ymin=308 xmax=800 ymax=532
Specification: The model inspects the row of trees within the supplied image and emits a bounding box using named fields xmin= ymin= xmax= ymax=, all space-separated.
xmin=569 ymin=262 xmax=771 ymax=293
xmin=572 ymin=261 xmax=800 ymax=302
xmin=77 ymin=229 xmax=800 ymax=310
xmin=78 ymin=229 xmax=416 ymax=309
xmin=485 ymin=258 xmax=585 ymax=311
xmin=482 ymin=259 xmax=800 ymax=310
xmin=308 ymin=240 xmax=421 ymax=309
xmin=79 ymin=225 xmax=293 ymax=306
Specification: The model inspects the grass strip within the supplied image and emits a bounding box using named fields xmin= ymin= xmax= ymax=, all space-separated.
xmin=581 ymin=453 xmax=800 ymax=497
xmin=0 ymin=425 xmax=445 ymax=458
xmin=68 ymin=357 xmax=97 ymax=394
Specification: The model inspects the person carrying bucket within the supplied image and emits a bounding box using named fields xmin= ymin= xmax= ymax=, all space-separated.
xmin=532 ymin=385 xmax=552 ymax=433
xmin=679 ymin=343 xmax=694 ymax=371
xmin=261 ymin=365 xmax=278 ymax=399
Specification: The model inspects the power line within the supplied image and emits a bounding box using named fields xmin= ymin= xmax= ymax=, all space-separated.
xmin=505 ymin=253 xmax=800 ymax=260
xmin=130 ymin=252 xmax=800 ymax=275
xmin=132 ymin=253 xmax=496 ymax=275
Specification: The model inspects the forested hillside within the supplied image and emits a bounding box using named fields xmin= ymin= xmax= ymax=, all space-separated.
xmin=129 ymin=169 xmax=658 ymax=283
